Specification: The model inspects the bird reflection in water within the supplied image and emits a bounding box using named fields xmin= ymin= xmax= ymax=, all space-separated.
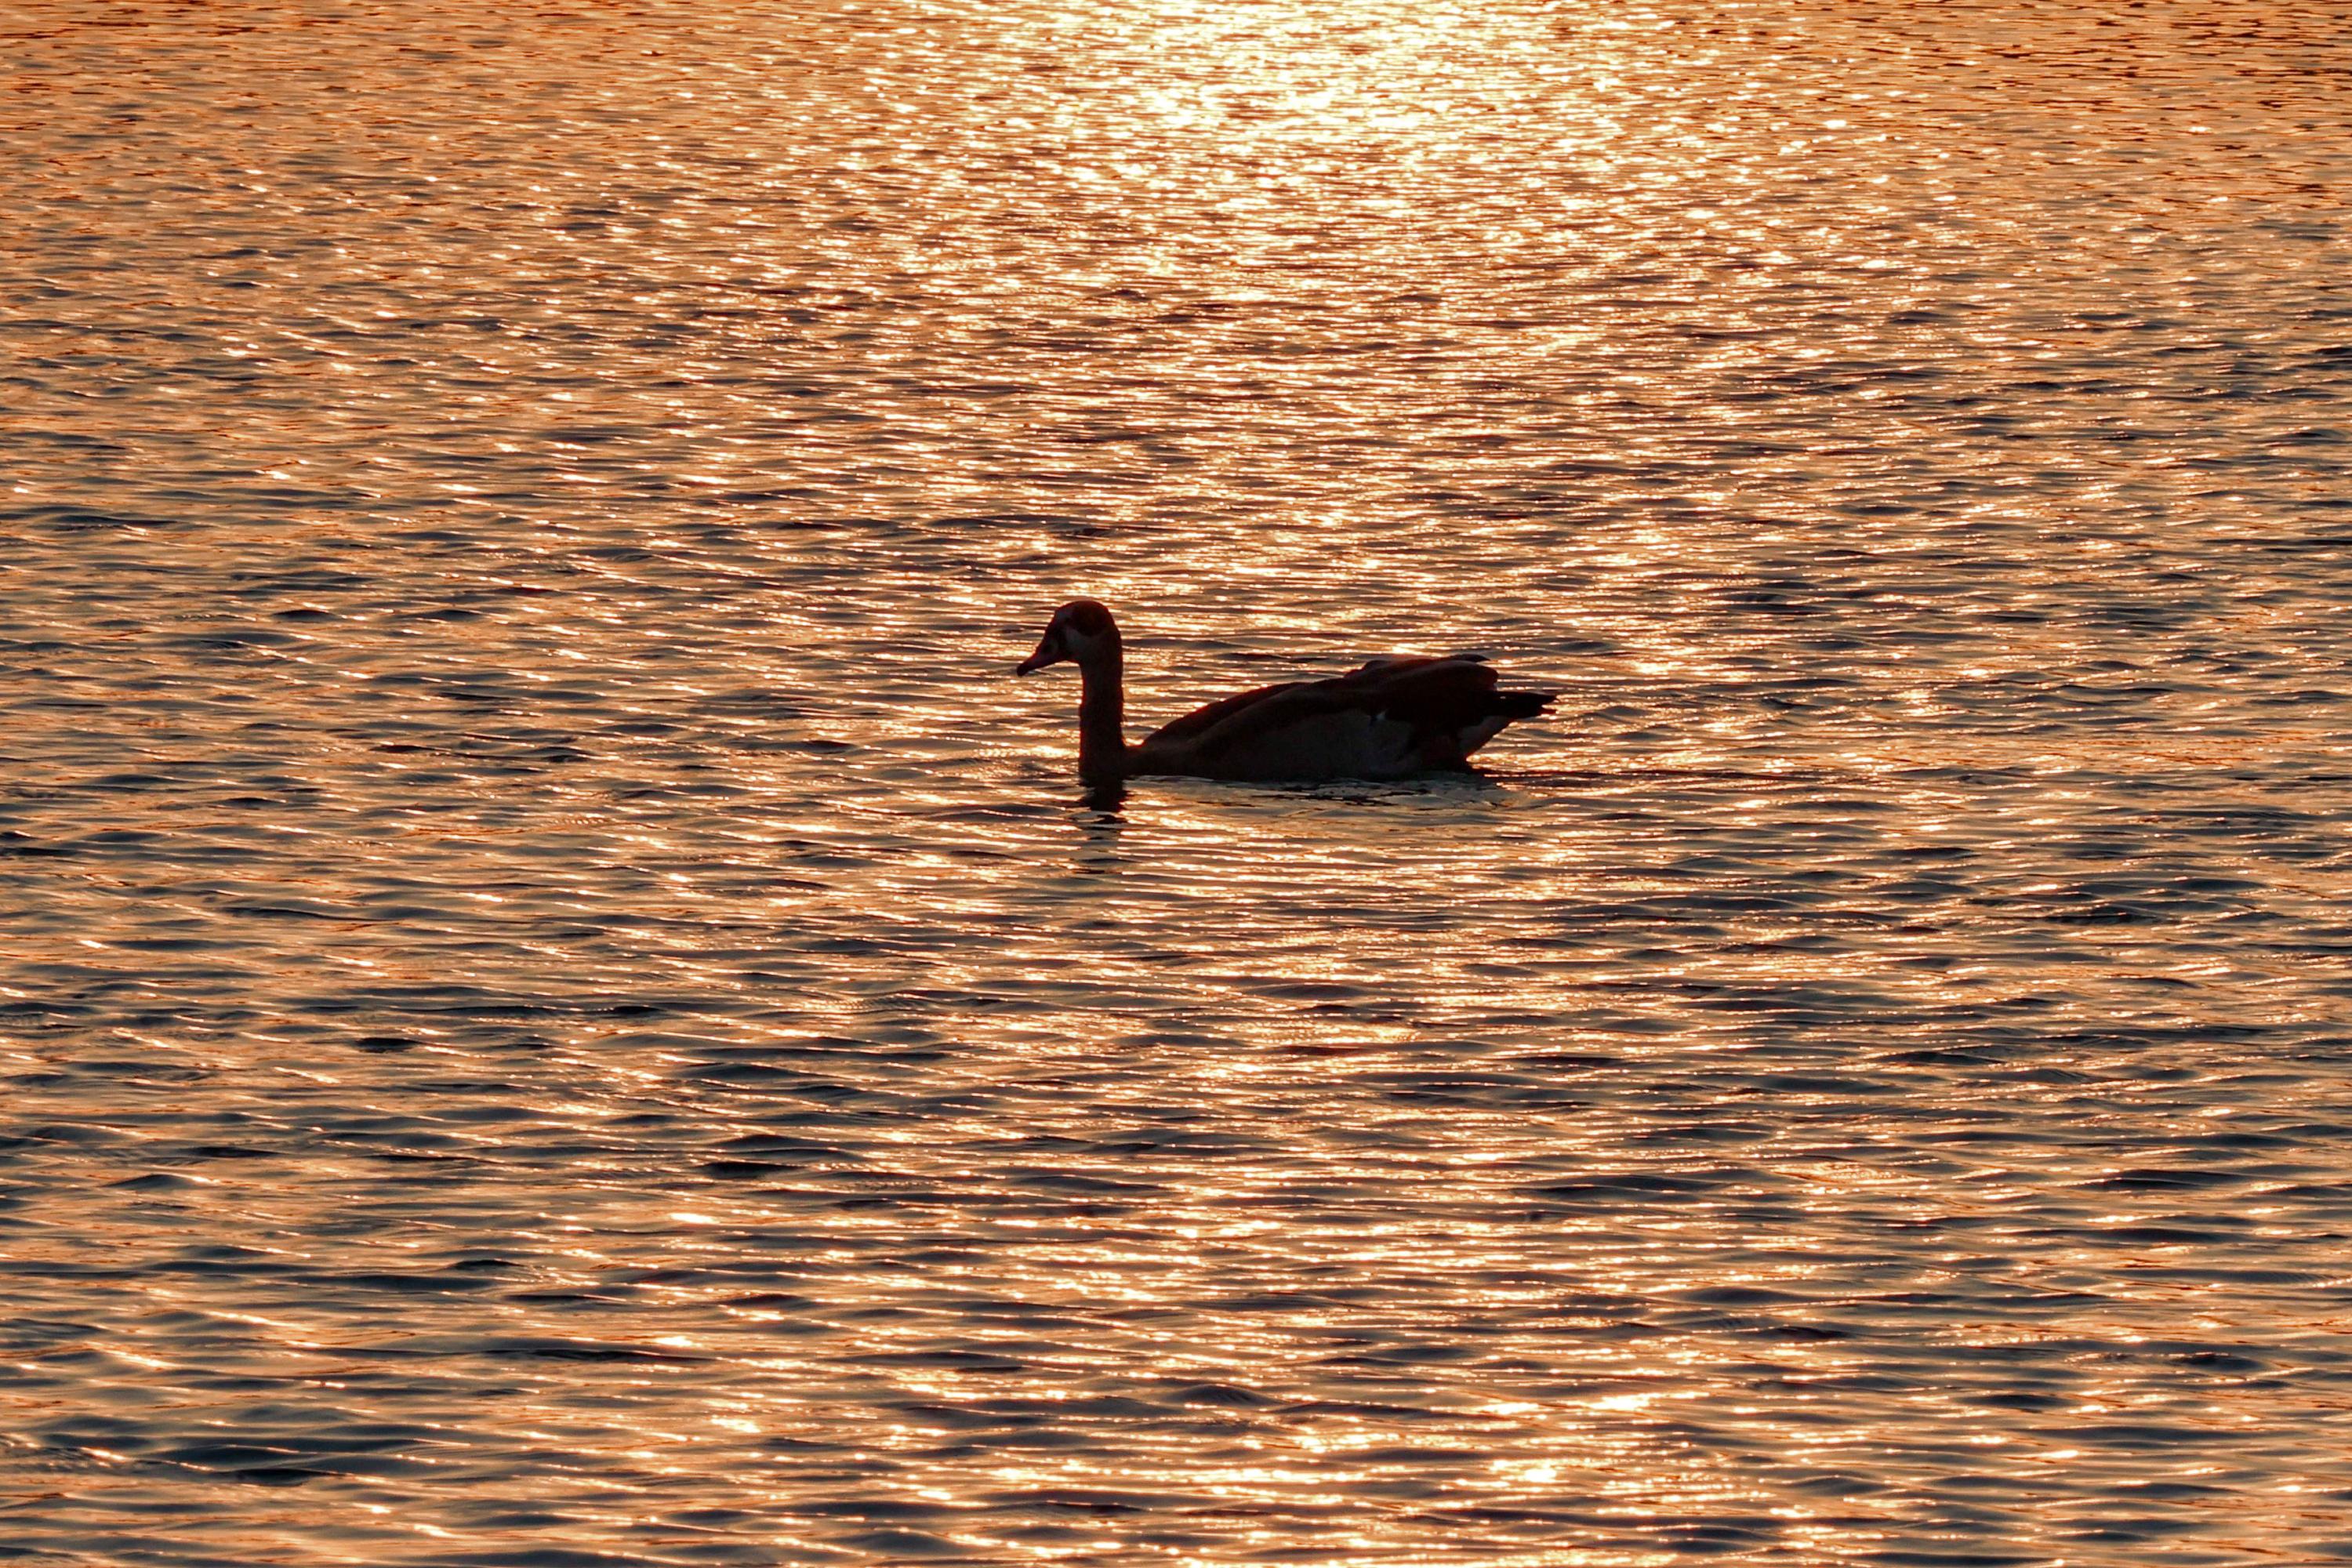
xmin=1079 ymin=779 xmax=1130 ymax=818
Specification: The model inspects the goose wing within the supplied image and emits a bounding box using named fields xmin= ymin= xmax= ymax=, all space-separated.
xmin=1137 ymin=655 xmax=1553 ymax=779
xmin=1140 ymin=655 xmax=1488 ymax=748
xmin=1137 ymin=681 xmax=1314 ymax=750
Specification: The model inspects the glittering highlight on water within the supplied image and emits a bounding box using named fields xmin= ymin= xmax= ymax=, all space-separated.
xmin=3 ymin=2 xmax=2350 ymax=1563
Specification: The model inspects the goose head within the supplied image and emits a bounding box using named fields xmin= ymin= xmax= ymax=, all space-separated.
xmin=1015 ymin=599 xmax=1120 ymax=676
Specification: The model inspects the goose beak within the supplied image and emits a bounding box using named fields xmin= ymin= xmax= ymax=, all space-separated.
xmin=1015 ymin=632 xmax=1067 ymax=676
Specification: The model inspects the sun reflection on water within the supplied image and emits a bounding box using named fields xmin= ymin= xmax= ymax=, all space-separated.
xmin=3 ymin=0 xmax=2350 ymax=1561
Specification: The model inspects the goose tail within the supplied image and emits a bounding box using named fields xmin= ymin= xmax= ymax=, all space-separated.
xmin=1498 ymin=689 xmax=1557 ymax=720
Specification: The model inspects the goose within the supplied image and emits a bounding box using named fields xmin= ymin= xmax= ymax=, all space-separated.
xmin=1014 ymin=599 xmax=1556 ymax=784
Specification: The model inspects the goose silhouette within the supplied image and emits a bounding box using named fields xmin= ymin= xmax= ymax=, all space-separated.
xmin=1016 ymin=600 xmax=1555 ymax=784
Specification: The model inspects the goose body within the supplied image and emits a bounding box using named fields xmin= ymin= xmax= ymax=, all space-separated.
xmin=1016 ymin=600 xmax=1556 ymax=785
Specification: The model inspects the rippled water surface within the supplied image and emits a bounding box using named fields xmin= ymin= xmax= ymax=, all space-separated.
xmin=6 ymin=2 xmax=2352 ymax=1563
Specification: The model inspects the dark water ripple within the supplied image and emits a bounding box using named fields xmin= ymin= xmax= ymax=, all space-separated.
xmin=4 ymin=0 xmax=2352 ymax=1563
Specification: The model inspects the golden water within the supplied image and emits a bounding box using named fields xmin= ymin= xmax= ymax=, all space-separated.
xmin=4 ymin=2 xmax=2350 ymax=1563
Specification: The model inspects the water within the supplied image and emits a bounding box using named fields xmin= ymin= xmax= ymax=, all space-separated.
xmin=5 ymin=1 xmax=2351 ymax=1562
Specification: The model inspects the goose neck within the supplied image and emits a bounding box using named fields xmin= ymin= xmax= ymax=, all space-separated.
xmin=1076 ymin=649 xmax=1127 ymax=780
